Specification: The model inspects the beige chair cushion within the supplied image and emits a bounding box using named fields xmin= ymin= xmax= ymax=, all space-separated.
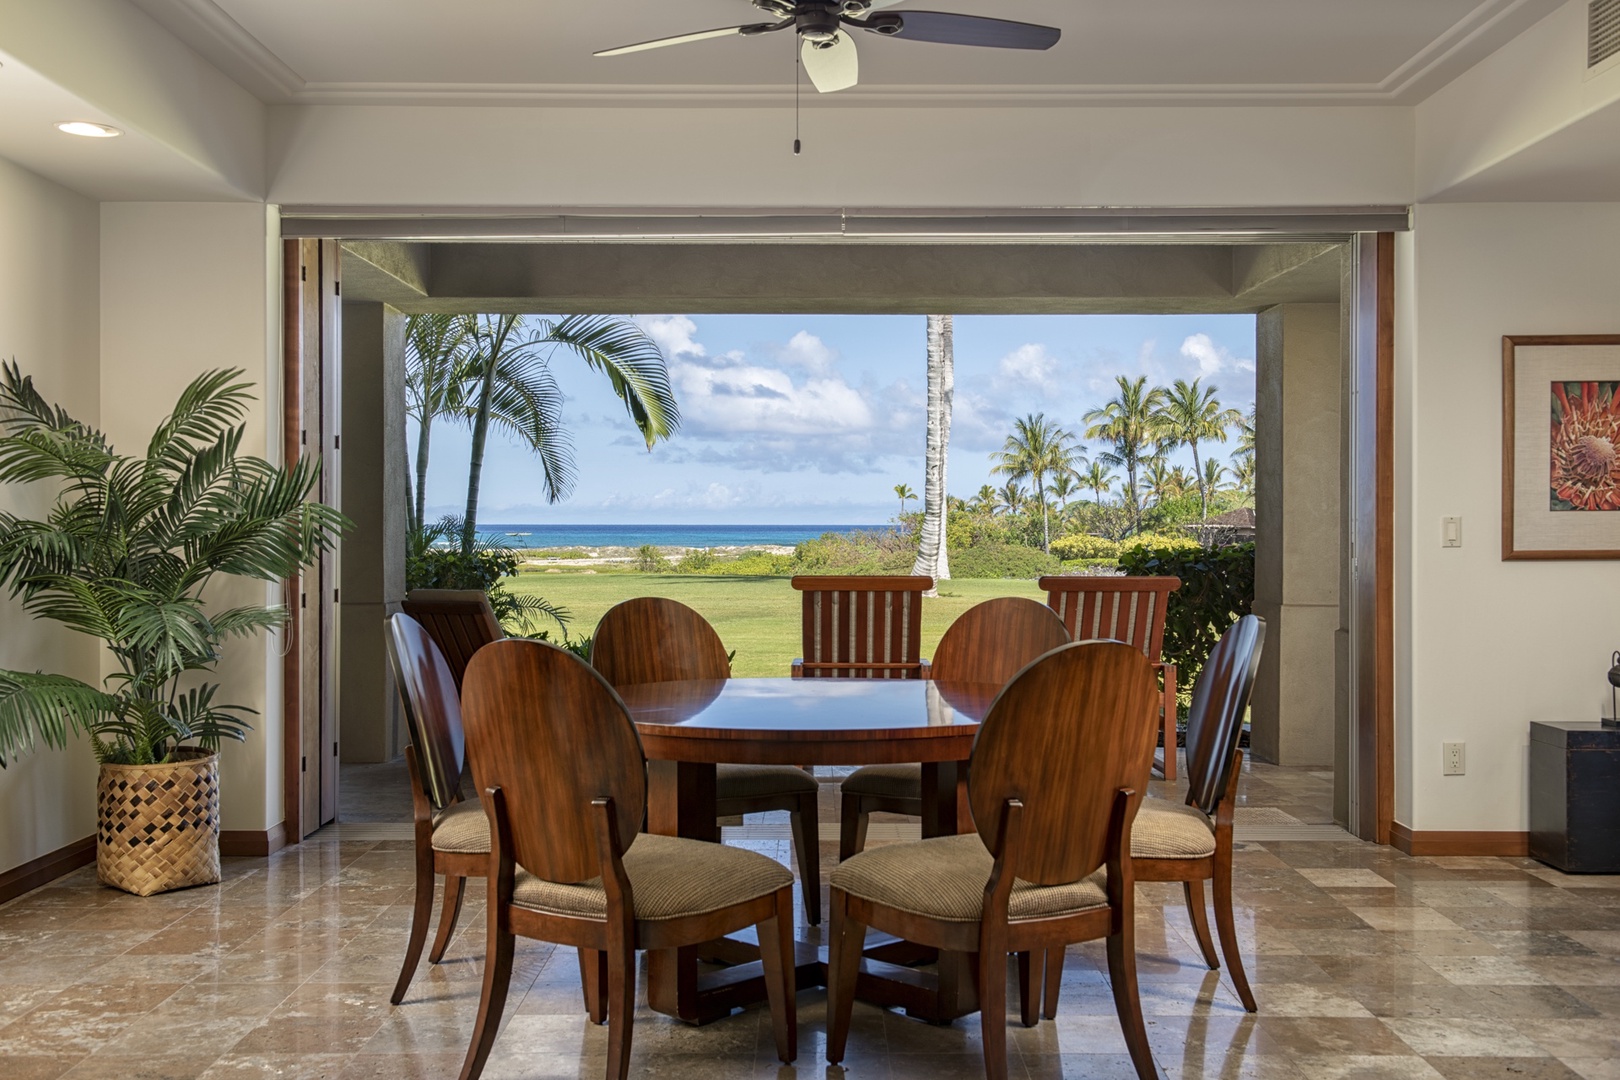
xmin=830 ymin=833 xmax=1108 ymax=923
xmin=1131 ymin=799 xmax=1215 ymax=860
xmin=840 ymin=763 xmax=921 ymax=801
xmin=512 ymin=833 xmax=793 ymax=922
xmin=717 ymin=764 xmax=818 ymax=800
xmin=431 ymin=800 xmax=490 ymax=854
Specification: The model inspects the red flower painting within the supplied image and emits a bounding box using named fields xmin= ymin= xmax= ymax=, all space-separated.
xmin=1550 ymin=380 xmax=1620 ymax=511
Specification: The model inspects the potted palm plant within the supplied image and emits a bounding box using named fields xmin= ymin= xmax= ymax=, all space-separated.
xmin=0 ymin=363 xmax=345 ymax=895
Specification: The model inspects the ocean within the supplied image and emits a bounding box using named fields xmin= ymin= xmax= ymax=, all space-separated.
xmin=482 ymin=524 xmax=879 ymax=549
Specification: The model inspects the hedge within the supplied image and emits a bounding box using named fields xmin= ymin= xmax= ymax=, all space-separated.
xmin=1118 ymin=540 xmax=1256 ymax=720
xmin=1049 ymin=534 xmax=1121 ymax=560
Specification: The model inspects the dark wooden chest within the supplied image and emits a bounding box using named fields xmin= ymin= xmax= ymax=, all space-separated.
xmin=1530 ymin=721 xmax=1620 ymax=874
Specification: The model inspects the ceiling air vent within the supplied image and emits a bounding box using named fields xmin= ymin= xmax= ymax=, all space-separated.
xmin=1592 ymin=0 xmax=1620 ymax=67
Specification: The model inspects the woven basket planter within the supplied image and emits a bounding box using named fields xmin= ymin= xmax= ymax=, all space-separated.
xmin=96 ymin=750 xmax=221 ymax=896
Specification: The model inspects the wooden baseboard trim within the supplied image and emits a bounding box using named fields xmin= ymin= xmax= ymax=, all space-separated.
xmin=0 ymin=835 xmax=95 ymax=905
xmin=220 ymin=822 xmax=288 ymax=858
xmin=1390 ymin=823 xmax=1530 ymax=857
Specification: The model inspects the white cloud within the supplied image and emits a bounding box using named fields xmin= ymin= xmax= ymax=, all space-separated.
xmin=996 ymin=343 xmax=1059 ymax=391
xmin=638 ymin=315 xmax=706 ymax=359
xmin=1179 ymin=333 xmax=1255 ymax=378
xmin=780 ymin=331 xmax=837 ymax=375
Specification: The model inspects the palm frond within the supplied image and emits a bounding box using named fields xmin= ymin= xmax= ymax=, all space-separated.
xmin=534 ymin=315 xmax=681 ymax=448
xmin=0 ymin=670 xmax=118 ymax=767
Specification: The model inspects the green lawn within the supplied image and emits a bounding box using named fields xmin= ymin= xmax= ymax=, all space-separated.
xmin=509 ymin=573 xmax=1045 ymax=677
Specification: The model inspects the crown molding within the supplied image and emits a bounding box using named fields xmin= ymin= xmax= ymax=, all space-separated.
xmin=143 ymin=0 xmax=1551 ymax=109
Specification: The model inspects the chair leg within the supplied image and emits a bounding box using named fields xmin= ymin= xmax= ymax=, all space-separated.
xmin=1042 ymin=946 xmax=1064 ymax=1020
xmin=839 ymin=792 xmax=869 ymax=862
xmin=577 ymin=948 xmax=607 ymax=1024
xmin=1106 ymin=929 xmax=1157 ymax=1080
xmin=825 ymin=888 xmax=865 ymax=1065
xmin=1016 ymin=952 xmax=1040 ymax=1027
xmin=604 ymin=937 xmax=636 ymax=1080
xmin=1213 ymin=863 xmax=1257 ymax=1013
xmin=758 ymin=886 xmax=798 ymax=1064
xmin=1183 ymin=879 xmax=1220 ymax=969
xmin=390 ymin=847 xmax=436 ymax=1005
xmin=977 ymin=948 xmax=1010 ymax=1080
xmin=790 ymin=791 xmax=822 ymax=926
xmin=1161 ymin=671 xmax=1177 ymax=781
xmin=428 ymin=874 xmax=467 ymax=964
xmin=456 ymin=916 xmax=514 ymax=1080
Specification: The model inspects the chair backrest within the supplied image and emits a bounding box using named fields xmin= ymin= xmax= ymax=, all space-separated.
xmin=1037 ymin=575 xmax=1182 ymax=661
xmin=931 ymin=597 xmax=1069 ymax=687
xmin=969 ymin=640 xmax=1159 ymax=886
xmin=401 ymin=589 xmax=504 ymax=692
xmin=461 ymin=639 xmax=647 ymax=885
xmin=592 ymin=597 xmax=730 ymax=687
xmin=1183 ymin=615 xmax=1266 ymax=816
xmin=792 ymin=574 xmax=933 ymax=679
xmin=385 ymin=613 xmax=467 ymax=811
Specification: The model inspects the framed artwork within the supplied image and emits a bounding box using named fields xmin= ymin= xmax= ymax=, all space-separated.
xmin=1503 ymin=335 xmax=1620 ymax=560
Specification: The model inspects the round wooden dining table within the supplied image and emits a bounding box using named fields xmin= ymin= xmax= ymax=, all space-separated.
xmin=616 ymin=676 xmax=1000 ymax=1027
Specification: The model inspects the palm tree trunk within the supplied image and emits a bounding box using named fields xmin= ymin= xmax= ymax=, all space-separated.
xmin=912 ymin=315 xmax=953 ymax=592
xmin=414 ymin=417 xmax=433 ymax=535
xmin=462 ymin=316 xmax=514 ymax=554
xmin=1036 ymin=476 xmax=1050 ymax=553
xmin=1191 ymin=441 xmax=1206 ymax=521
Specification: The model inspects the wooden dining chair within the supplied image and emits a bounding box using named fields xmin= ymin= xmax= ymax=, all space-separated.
xmin=457 ymin=639 xmax=798 ymax=1080
xmin=383 ymin=613 xmax=489 ymax=1005
xmin=592 ymin=597 xmax=824 ymax=925
xmin=1039 ymin=574 xmax=1182 ymax=779
xmin=790 ymin=575 xmax=933 ymax=679
xmin=827 ymin=640 xmax=1163 ymax=1080
xmin=401 ymin=588 xmax=504 ymax=692
xmin=837 ymin=596 xmax=1069 ymax=860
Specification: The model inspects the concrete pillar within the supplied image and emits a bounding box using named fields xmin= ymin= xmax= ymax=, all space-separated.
xmin=339 ymin=302 xmax=408 ymax=764
xmin=1252 ymin=303 xmax=1342 ymax=766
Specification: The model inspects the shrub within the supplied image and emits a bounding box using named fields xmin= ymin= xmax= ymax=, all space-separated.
xmin=951 ymin=542 xmax=1061 ymax=580
xmin=1118 ymin=541 xmax=1256 ymax=718
xmin=1121 ymin=532 xmax=1201 ymax=554
xmin=407 ymin=516 xmax=568 ymax=634
xmin=633 ymin=544 xmax=670 ymax=572
xmin=792 ymin=529 xmax=915 ymax=575
xmin=707 ymin=550 xmax=795 ymax=576
xmin=1059 ymin=558 xmax=1121 ymax=574
xmin=1049 ymin=534 xmax=1121 ymax=560
xmin=675 ymin=547 xmax=716 ymax=573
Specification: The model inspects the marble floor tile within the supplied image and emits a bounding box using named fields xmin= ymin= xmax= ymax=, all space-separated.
xmin=1 ymin=760 xmax=1616 ymax=1080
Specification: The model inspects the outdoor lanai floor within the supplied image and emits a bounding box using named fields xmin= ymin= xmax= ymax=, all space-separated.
xmin=3 ymin=761 xmax=1618 ymax=1080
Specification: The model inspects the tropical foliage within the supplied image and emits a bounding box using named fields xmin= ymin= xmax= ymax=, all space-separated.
xmin=0 ymin=365 xmax=346 ymax=767
xmin=1119 ymin=540 xmax=1257 ymax=714
xmin=406 ymin=516 xmax=568 ymax=634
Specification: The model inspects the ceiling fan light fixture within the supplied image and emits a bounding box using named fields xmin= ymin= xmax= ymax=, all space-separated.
xmin=866 ymin=14 xmax=904 ymax=35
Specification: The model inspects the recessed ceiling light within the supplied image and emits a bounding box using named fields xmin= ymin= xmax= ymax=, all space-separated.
xmin=55 ymin=121 xmax=122 ymax=138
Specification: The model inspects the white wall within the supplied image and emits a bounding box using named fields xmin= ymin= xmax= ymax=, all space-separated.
xmin=1397 ymin=201 xmax=1620 ymax=832
xmin=100 ymin=201 xmax=284 ymax=835
xmin=0 ymin=157 xmax=103 ymax=873
xmin=267 ymin=103 xmax=1414 ymax=209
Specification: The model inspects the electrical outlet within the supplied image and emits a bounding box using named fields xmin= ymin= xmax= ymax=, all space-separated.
xmin=1443 ymin=741 xmax=1466 ymax=776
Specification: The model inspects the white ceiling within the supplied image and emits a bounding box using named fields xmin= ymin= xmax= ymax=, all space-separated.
xmin=129 ymin=0 xmax=1564 ymax=106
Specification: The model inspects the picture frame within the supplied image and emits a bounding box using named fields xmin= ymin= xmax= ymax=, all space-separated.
xmin=1503 ymin=335 xmax=1620 ymax=560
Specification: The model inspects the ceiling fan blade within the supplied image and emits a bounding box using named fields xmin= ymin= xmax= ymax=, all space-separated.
xmin=595 ymin=24 xmax=766 ymax=58
xmin=879 ymin=12 xmax=1061 ymax=50
xmin=802 ymin=32 xmax=859 ymax=93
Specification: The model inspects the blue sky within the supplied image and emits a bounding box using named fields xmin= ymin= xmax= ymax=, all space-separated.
xmin=415 ymin=313 xmax=1257 ymax=525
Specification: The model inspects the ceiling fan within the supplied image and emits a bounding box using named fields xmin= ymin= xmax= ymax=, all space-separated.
xmin=595 ymin=1 xmax=1062 ymax=94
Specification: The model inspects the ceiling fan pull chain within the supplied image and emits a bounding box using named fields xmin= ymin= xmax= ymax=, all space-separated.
xmin=793 ymin=31 xmax=802 ymax=156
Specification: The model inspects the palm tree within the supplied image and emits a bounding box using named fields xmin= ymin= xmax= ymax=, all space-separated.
xmin=404 ymin=314 xmax=472 ymax=535
xmin=990 ymin=413 xmax=1082 ymax=553
xmin=1048 ymin=471 xmax=1080 ymax=513
xmin=1084 ymin=375 xmax=1167 ymax=535
xmin=1080 ymin=461 xmax=1115 ymax=505
xmin=894 ymin=483 xmax=917 ymax=522
xmin=1169 ymin=465 xmax=1196 ymax=499
xmin=1232 ymin=454 xmax=1256 ymax=497
xmin=996 ymin=480 xmax=1026 ymax=516
xmin=1202 ymin=457 xmax=1230 ymax=500
xmin=971 ymin=484 xmax=999 ymax=514
xmin=1235 ymin=404 xmax=1256 ymax=463
xmin=460 ymin=314 xmax=679 ymax=555
xmin=1156 ymin=378 xmax=1241 ymax=521
xmin=912 ymin=315 xmax=954 ymax=590
xmin=1143 ymin=458 xmax=1176 ymax=507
